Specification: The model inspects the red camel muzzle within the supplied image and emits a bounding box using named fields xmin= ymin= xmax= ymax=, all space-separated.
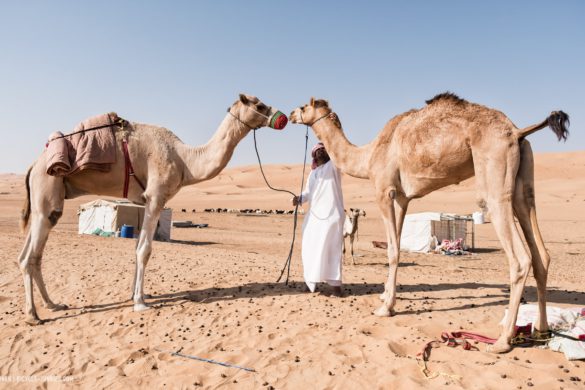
xmin=269 ymin=111 xmax=288 ymax=130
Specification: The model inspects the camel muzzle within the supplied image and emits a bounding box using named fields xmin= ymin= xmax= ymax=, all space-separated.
xmin=269 ymin=111 xmax=288 ymax=130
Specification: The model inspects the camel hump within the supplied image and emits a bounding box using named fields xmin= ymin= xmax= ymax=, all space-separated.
xmin=425 ymin=92 xmax=467 ymax=106
xmin=107 ymin=112 xmax=129 ymax=127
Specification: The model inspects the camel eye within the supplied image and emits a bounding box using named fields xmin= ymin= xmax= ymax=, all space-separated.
xmin=257 ymin=103 xmax=267 ymax=111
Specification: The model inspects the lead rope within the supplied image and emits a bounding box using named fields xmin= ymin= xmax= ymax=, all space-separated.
xmin=252 ymin=126 xmax=309 ymax=285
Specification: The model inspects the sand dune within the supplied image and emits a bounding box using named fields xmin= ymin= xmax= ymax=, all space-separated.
xmin=0 ymin=151 xmax=584 ymax=388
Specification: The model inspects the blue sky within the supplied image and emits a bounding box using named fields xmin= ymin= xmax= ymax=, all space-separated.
xmin=1 ymin=1 xmax=583 ymax=174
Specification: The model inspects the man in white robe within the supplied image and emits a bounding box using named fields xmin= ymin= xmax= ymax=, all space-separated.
xmin=293 ymin=143 xmax=345 ymax=296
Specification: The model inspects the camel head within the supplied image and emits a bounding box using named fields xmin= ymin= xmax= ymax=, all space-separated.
xmin=349 ymin=208 xmax=366 ymax=218
xmin=228 ymin=94 xmax=288 ymax=131
xmin=289 ymin=98 xmax=337 ymax=127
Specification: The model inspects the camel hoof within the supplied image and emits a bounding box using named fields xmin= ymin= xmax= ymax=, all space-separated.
xmin=47 ymin=303 xmax=68 ymax=311
xmin=133 ymin=303 xmax=151 ymax=312
xmin=25 ymin=317 xmax=43 ymax=326
xmin=373 ymin=305 xmax=394 ymax=317
xmin=486 ymin=340 xmax=512 ymax=354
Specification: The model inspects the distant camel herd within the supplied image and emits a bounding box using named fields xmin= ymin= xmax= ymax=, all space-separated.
xmin=18 ymin=92 xmax=569 ymax=354
xmin=198 ymin=208 xmax=298 ymax=215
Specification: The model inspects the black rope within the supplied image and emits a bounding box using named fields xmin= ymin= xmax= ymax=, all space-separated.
xmin=252 ymin=126 xmax=309 ymax=285
xmin=47 ymin=119 xmax=127 ymax=142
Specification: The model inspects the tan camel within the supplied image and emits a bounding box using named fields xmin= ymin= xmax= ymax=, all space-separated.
xmin=18 ymin=94 xmax=286 ymax=325
xmin=343 ymin=208 xmax=366 ymax=264
xmin=289 ymin=93 xmax=569 ymax=353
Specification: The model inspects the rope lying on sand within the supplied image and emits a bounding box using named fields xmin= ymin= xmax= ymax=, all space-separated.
xmin=155 ymin=348 xmax=256 ymax=372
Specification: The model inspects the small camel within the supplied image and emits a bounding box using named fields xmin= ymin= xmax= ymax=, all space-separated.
xmin=343 ymin=208 xmax=366 ymax=264
xmin=289 ymin=93 xmax=569 ymax=353
xmin=18 ymin=94 xmax=286 ymax=325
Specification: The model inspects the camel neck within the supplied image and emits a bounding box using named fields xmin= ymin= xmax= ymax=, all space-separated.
xmin=312 ymin=119 xmax=372 ymax=179
xmin=351 ymin=216 xmax=359 ymax=234
xmin=178 ymin=114 xmax=249 ymax=186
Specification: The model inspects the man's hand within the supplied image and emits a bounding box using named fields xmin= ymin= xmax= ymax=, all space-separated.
xmin=292 ymin=195 xmax=300 ymax=206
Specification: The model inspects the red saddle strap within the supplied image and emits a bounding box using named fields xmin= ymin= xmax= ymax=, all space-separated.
xmin=122 ymin=140 xmax=146 ymax=198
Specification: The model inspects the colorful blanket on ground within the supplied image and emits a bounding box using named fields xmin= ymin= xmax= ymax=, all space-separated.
xmin=45 ymin=112 xmax=119 ymax=176
xmin=501 ymin=304 xmax=585 ymax=360
xmin=435 ymin=238 xmax=470 ymax=255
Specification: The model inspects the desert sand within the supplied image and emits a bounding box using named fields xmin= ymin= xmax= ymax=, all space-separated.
xmin=0 ymin=151 xmax=584 ymax=389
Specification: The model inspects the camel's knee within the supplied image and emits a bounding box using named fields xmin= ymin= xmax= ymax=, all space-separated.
xmin=532 ymin=252 xmax=550 ymax=271
xmin=19 ymin=256 xmax=38 ymax=273
xmin=510 ymin=261 xmax=531 ymax=285
xmin=386 ymin=248 xmax=399 ymax=263
xmin=48 ymin=209 xmax=63 ymax=227
xmin=136 ymin=245 xmax=152 ymax=261
xmin=19 ymin=260 xmax=31 ymax=273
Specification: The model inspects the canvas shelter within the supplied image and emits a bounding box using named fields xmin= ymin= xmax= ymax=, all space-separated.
xmin=400 ymin=212 xmax=473 ymax=253
xmin=78 ymin=199 xmax=172 ymax=241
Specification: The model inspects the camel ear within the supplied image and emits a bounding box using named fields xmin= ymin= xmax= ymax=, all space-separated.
xmin=239 ymin=94 xmax=249 ymax=104
xmin=310 ymin=97 xmax=315 ymax=107
xmin=313 ymin=99 xmax=329 ymax=108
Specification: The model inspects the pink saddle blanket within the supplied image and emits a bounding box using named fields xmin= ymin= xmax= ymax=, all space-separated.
xmin=45 ymin=112 xmax=121 ymax=176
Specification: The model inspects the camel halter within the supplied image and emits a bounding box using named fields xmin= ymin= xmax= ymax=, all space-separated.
xmin=227 ymin=104 xmax=287 ymax=130
xmin=309 ymin=112 xmax=330 ymax=127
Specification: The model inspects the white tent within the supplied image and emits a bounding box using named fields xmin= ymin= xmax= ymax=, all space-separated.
xmin=78 ymin=199 xmax=172 ymax=241
xmin=400 ymin=212 xmax=471 ymax=253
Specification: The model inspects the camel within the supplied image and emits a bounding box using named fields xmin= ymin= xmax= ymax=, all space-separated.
xmin=343 ymin=208 xmax=366 ymax=264
xmin=18 ymin=94 xmax=287 ymax=325
xmin=289 ymin=93 xmax=569 ymax=353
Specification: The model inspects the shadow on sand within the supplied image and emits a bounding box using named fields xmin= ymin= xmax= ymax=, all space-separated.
xmin=168 ymin=239 xmax=218 ymax=246
xmin=43 ymin=280 xmax=585 ymax=323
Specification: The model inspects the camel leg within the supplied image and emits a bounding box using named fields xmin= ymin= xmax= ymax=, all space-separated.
xmin=130 ymin=262 xmax=153 ymax=300
xmin=513 ymin=141 xmax=550 ymax=335
xmin=18 ymin=170 xmax=66 ymax=324
xmin=475 ymin=147 xmax=532 ymax=353
xmin=19 ymin=211 xmax=67 ymax=322
xmin=31 ymin=236 xmax=68 ymax=312
xmin=130 ymin=261 xmax=138 ymax=300
xmin=18 ymin=231 xmax=40 ymax=325
xmin=487 ymin=199 xmax=532 ymax=353
xmin=374 ymin=189 xmax=401 ymax=316
xmin=380 ymin=195 xmax=409 ymax=301
xmin=132 ymin=196 xmax=164 ymax=311
xmin=395 ymin=196 xmax=410 ymax=239
xmin=349 ymin=234 xmax=356 ymax=265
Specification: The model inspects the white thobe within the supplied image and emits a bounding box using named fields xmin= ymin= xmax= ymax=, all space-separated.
xmin=299 ymin=160 xmax=345 ymax=292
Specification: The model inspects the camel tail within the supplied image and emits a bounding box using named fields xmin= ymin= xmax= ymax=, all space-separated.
xmin=518 ymin=111 xmax=570 ymax=141
xmin=20 ymin=165 xmax=33 ymax=233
